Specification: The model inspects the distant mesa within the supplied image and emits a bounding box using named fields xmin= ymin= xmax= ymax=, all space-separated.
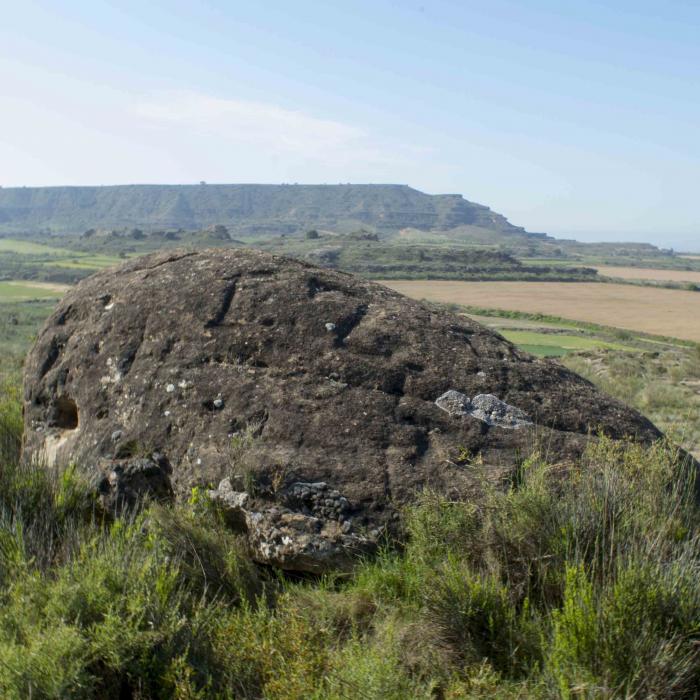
xmin=0 ymin=183 xmax=548 ymax=238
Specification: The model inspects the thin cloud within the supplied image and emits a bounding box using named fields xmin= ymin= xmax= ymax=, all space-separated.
xmin=133 ymin=90 xmax=392 ymax=164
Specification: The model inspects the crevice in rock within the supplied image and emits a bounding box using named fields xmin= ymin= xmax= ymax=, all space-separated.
xmin=448 ymin=324 xmax=479 ymax=357
xmin=413 ymin=429 xmax=430 ymax=462
xmin=205 ymin=278 xmax=238 ymax=328
xmin=381 ymin=370 xmax=407 ymax=396
xmin=39 ymin=337 xmax=63 ymax=378
xmin=54 ymin=305 xmax=74 ymax=326
xmin=247 ymin=268 xmax=276 ymax=277
xmin=117 ymin=326 xmax=145 ymax=376
xmin=158 ymin=336 xmax=176 ymax=361
xmin=333 ymin=304 xmax=368 ymax=347
xmin=307 ymin=276 xmax=344 ymax=298
xmin=382 ymin=461 xmax=392 ymax=503
xmin=139 ymin=251 xmax=198 ymax=271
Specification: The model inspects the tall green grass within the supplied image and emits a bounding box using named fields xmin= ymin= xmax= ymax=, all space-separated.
xmin=1 ymin=379 xmax=700 ymax=697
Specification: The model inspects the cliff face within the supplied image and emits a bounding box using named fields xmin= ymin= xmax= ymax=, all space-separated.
xmin=0 ymin=184 xmax=534 ymax=236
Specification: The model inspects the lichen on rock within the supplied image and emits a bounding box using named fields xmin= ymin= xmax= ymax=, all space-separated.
xmin=435 ymin=390 xmax=532 ymax=429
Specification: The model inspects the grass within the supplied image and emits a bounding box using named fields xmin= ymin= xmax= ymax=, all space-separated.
xmin=563 ymin=346 xmax=700 ymax=458
xmin=0 ymin=301 xmax=57 ymax=391
xmin=0 ymin=238 xmax=75 ymax=255
xmin=1 ymin=380 xmax=699 ymax=698
xmin=2 ymin=263 xmax=700 ymax=695
xmin=1 ymin=297 xmax=700 ymax=695
xmin=499 ymin=330 xmax=633 ymax=357
xmin=0 ymin=281 xmax=67 ymax=301
xmin=0 ymin=238 xmax=122 ymax=286
xmin=39 ymin=254 xmax=123 ymax=269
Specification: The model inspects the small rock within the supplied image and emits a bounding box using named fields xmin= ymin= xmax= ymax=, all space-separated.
xmin=110 ymin=430 xmax=123 ymax=442
xmin=165 ymin=383 xmax=175 ymax=393
xmin=213 ymin=398 xmax=224 ymax=409
xmin=208 ymin=478 xmax=250 ymax=530
xmin=435 ymin=390 xmax=532 ymax=429
xmin=325 ymin=322 xmax=336 ymax=332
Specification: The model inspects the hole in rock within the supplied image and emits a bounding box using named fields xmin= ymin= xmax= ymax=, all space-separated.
xmin=53 ymin=396 xmax=79 ymax=430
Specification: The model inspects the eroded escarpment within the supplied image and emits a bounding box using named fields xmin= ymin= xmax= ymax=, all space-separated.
xmin=23 ymin=248 xmax=664 ymax=572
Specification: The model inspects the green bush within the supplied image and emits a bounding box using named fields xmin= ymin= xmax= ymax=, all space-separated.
xmin=1 ymin=373 xmax=700 ymax=697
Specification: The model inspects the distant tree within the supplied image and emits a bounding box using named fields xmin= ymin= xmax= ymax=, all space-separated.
xmin=208 ymin=224 xmax=231 ymax=240
xmin=306 ymin=229 xmax=320 ymax=239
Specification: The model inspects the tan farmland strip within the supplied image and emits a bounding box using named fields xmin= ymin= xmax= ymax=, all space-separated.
xmin=379 ymin=281 xmax=700 ymax=342
xmin=594 ymin=266 xmax=700 ymax=284
xmin=5 ymin=280 xmax=71 ymax=294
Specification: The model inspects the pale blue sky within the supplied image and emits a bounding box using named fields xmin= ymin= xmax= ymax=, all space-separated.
xmin=1 ymin=1 xmax=698 ymax=249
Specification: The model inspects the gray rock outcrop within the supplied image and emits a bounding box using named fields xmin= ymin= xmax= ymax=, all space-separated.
xmin=23 ymin=248 xmax=664 ymax=572
xmin=435 ymin=390 xmax=532 ymax=428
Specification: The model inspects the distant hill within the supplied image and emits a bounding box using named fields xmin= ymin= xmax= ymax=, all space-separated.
xmin=0 ymin=184 xmax=546 ymax=238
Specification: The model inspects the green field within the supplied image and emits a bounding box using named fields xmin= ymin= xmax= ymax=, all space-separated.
xmin=0 ymin=237 xmax=122 ymax=284
xmin=499 ymin=330 xmax=633 ymax=357
xmin=0 ymin=281 xmax=68 ymax=301
xmin=0 ymin=238 xmax=76 ymax=255
xmin=0 ymin=238 xmax=120 ymax=268
xmin=40 ymin=254 xmax=122 ymax=269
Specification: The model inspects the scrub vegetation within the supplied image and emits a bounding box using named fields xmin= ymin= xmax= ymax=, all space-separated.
xmin=0 ymin=393 xmax=699 ymax=698
xmin=2 ymin=232 xmax=700 ymax=696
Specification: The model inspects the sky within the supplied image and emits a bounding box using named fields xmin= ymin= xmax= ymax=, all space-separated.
xmin=0 ymin=0 xmax=698 ymax=250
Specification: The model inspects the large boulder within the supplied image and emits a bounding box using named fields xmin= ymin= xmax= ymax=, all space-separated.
xmin=23 ymin=248 xmax=662 ymax=571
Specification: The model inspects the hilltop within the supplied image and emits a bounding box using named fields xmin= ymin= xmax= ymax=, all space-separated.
xmin=0 ymin=183 xmax=546 ymax=237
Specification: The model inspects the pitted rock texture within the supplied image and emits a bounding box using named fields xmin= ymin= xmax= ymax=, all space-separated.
xmin=23 ymin=248 xmax=663 ymax=571
xmin=435 ymin=390 xmax=532 ymax=429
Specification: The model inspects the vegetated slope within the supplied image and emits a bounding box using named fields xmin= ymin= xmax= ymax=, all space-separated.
xmin=0 ymin=183 xmax=541 ymax=236
xmin=4 ymin=258 xmax=700 ymax=695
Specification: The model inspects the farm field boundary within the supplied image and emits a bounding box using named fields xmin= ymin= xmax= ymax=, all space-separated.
xmin=380 ymin=280 xmax=700 ymax=342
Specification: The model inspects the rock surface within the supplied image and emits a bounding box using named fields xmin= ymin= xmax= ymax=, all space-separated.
xmin=208 ymin=478 xmax=375 ymax=573
xmin=23 ymin=248 xmax=663 ymax=571
xmin=97 ymin=453 xmax=174 ymax=515
xmin=435 ymin=390 xmax=532 ymax=429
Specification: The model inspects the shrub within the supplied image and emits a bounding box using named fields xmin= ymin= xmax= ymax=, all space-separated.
xmin=1 ymin=372 xmax=700 ymax=696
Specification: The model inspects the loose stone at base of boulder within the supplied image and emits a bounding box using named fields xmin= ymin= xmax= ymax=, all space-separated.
xmin=208 ymin=478 xmax=374 ymax=573
xmin=281 ymin=481 xmax=351 ymax=521
xmin=435 ymin=390 xmax=532 ymax=429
